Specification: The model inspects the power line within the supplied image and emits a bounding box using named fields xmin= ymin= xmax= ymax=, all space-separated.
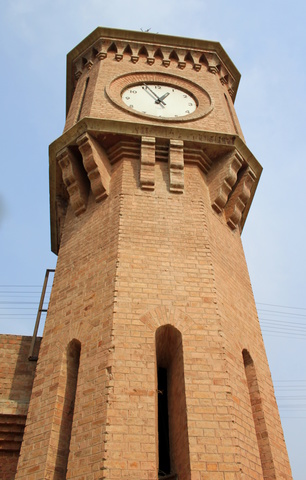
xmin=258 ymin=309 xmax=306 ymax=319
xmin=0 ymin=292 xmax=305 ymax=419
xmin=0 ymin=285 xmax=51 ymax=288
xmin=274 ymin=380 xmax=306 ymax=382
xmin=257 ymin=302 xmax=306 ymax=311
xmin=260 ymin=318 xmax=306 ymax=326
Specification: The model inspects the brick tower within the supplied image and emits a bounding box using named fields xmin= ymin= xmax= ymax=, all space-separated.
xmin=15 ymin=28 xmax=292 ymax=479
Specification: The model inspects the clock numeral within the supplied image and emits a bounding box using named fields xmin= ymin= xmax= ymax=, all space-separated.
xmin=129 ymin=105 xmax=134 ymax=108
xmin=129 ymin=90 xmax=137 ymax=94
xmin=188 ymin=102 xmax=193 ymax=106
xmin=185 ymin=110 xmax=190 ymax=114
xmin=154 ymin=85 xmax=161 ymax=89
xmin=183 ymin=94 xmax=187 ymax=98
xmin=125 ymin=96 xmax=130 ymax=100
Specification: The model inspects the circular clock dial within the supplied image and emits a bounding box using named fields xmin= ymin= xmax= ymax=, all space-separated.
xmin=121 ymin=83 xmax=197 ymax=118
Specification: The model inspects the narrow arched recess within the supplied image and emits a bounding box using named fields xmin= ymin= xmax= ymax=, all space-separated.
xmin=156 ymin=325 xmax=191 ymax=480
xmin=54 ymin=339 xmax=81 ymax=479
xmin=242 ymin=349 xmax=276 ymax=479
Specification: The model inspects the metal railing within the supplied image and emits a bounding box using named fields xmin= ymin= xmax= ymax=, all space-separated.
xmin=28 ymin=269 xmax=55 ymax=361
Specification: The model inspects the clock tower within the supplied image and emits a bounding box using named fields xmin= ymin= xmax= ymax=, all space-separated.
xmin=15 ymin=28 xmax=292 ymax=479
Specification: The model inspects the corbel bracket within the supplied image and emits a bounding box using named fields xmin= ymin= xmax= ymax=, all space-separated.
xmin=169 ymin=139 xmax=184 ymax=193
xmin=57 ymin=147 xmax=88 ymax=216
xmin=225 ymin=168 xmax=256 ymax=230
xmin=205 ymin=52 xmax=220 ymax=74
xmin=140 ymin=136 xmax=156 ymax=190
xmin=77 ymin=132 xmax=111 ymax=202
xmin=208 ymin=150 xmax=243 ymax=213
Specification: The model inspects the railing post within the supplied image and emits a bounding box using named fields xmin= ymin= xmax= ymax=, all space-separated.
xmin=28 ymin=269 xmax=55 ymax=361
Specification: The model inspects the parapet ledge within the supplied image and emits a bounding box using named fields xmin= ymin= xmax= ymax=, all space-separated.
xmin=0 ymin=400 xmax=30 ymax=416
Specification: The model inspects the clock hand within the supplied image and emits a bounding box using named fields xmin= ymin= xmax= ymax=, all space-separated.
xmin=155 ymin=92 xmax=169 ymax=104
xmin=143 ymin=83 xmax=167 ymax=106
xmin=143 ymin=83 xmax=160 ymax=101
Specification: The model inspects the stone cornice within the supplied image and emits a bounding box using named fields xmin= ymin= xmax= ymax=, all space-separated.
xmin=66 ymin=27 xmax=240 ymax=114
xmin=49 ymin=117 xmax=262 ymax=254
xmin=50 ymin=117 xmax=260 ymax=173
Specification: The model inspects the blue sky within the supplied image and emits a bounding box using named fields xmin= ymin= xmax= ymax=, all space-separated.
xmin=0 ymin=1 xmax=305 ymax=478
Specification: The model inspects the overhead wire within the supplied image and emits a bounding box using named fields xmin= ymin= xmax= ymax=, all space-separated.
xmin=0 ymin=289 xmax=305 ymax=416
xmin=258 ymin=301 xmax=306 ymax=416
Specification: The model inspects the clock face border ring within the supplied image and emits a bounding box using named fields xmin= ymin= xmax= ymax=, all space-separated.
xmin=105 ymin=71 xmax=214 ymax=122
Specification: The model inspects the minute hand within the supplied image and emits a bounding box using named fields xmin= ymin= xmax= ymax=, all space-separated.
xmin=143 ymin=84 xmax=167 ymax=106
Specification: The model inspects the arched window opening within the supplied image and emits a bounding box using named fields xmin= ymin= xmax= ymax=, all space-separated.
xmin=242 ymin=349 xmax=276 ymax=479
xmin=158 ymin=367 xmax=171 ymax=475
xmin=54 ymin=339 xmax=81 ymax=479
xmin=156 ymin=325 xmax=191 ymax=480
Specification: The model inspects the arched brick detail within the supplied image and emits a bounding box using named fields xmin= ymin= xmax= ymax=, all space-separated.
xmin=140 ymin=306 xmax=195 ymax=335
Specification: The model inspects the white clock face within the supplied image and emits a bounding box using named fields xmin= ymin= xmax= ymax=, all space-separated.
xmin=121 ymin=83 xmax=197 ymax=118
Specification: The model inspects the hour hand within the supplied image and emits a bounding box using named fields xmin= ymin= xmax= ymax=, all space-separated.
xmin=155 ymin=92 xmax=169 ymax=104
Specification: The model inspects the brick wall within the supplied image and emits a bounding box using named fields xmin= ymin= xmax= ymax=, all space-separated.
xmin=0 ymin=335 xmax=40 ymax=480
xmin=15 ymin=160 xmax=123 ymax=479
xmin=15 ymin=156 xmax=292 ymax=479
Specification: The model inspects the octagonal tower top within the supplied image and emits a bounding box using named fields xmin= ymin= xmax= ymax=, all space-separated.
xmin=50 ymin=27 xmax=261 ymax=255
xmin=65 ymin=26 xmax=241 ymax=115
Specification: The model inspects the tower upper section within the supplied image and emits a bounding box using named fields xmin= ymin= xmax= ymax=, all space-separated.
xmin=49 ymin=27 xmax=262 ymax=254
xmin=64 ymin=27 xmax=242 ymax=133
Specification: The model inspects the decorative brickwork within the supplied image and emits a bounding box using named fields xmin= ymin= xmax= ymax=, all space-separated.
xmin=71 ymin=36 xmax=236 ymax=99
xmin=77 ymin=132 xmax=111 ymax=202
xmin=225 ymin=167 xmax=256 ymax=230
xmin=57 ymin=147 xmax=89 ymax=216
xmin=140 ymin=136 xmax=156 ymax=190
xmin=208 ymin=150 xmax=244 ymax=214
xmin=168 ymin=139 xmax=184 ymax=193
